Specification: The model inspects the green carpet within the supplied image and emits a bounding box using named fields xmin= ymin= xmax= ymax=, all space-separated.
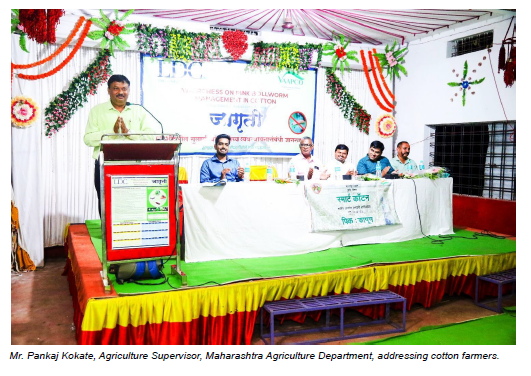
xmin=352 ymin=307 xmax=516 ymax=345
xmin=85 ymin=220 xmax=515 ymax=295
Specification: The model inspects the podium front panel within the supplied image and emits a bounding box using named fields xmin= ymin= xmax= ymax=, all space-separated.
xmin=104 ymin=164 xmax=176 ymax=261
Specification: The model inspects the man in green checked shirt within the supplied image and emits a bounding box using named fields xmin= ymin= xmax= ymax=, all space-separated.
xmin=84 ymin=74 xmax=155 ymax=216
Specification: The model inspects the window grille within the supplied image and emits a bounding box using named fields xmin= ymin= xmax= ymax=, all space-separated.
xmin=429 ymin=122 xmax=515 ymax=200
xmin=448 ymin=31 xmax=493 ymax=57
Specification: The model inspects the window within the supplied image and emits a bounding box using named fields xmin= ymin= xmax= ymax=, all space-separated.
xmin=430 ymin=122 xmax=515 ymax=200
xmin=448 ymin=31 xmax=493 ymax=58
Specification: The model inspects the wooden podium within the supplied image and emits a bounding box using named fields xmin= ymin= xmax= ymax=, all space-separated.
xmin=99 ymin=134 xmax=187 ymax=290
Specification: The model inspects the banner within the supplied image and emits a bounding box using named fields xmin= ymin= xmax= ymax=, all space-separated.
xmin=304 ymin=180 xmax=400 ymax=232
xmin=141 ymin=56 xmax=317 ymax=155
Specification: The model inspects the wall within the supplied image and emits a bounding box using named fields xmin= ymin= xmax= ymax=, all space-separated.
xmin=394 ymin=15 xmax=516 ymax=166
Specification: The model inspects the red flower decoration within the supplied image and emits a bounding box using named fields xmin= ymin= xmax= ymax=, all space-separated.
xmin=222 ymin=30 xmax=248 ymax=61
xmin=335 ymin=47 xmax=346 ymax=59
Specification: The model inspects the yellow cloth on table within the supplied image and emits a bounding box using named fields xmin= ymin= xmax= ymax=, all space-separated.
xmin=250 ymin=165 xmax=278 ymax=181
xmin=178 ymin=167 xmax=188 ymax=183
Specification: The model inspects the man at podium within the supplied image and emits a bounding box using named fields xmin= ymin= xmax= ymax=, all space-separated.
xmin=83 ymin=74 xmax=155 ymax=215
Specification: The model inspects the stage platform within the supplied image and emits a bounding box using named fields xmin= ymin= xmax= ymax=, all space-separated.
xmin=64 ymin=222 xmax=515 ymax=345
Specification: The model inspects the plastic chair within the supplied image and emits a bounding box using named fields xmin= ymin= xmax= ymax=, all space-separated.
xmin=250 ymin=165 xmax=278 ymax=181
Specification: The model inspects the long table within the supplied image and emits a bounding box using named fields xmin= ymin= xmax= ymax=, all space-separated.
xmin=182 ymin=178 xmax=453 ymax=262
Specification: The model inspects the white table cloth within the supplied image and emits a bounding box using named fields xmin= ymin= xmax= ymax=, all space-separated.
xmin=182 ymin=178 xmax=453 ymax=262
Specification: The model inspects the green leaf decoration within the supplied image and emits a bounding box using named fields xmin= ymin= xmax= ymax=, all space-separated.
xmin=463 ymin=61 xmax=468 ymax=79
xmin=12 ymin=9 xmax=19 ymax=16
xmin=374 ymin=40 xmax=408 ymax=81
xmin=340 ymin=34 xmax=345 ymax=45
xmin=470 ymin=77 xmax=485 ymax=85
xmin=447 ymin=82 xmax=461 ymax=87
xmin=90 ymin=18 xmax=108 ymax=30
xmin=322 ymin=50 xmax=334 ymax=56
xmin=87 ymin=30 xmax=104 ymax=40
xmin=19 ymin=34 xmax=29 ymax=53
xmin=114 ymin=9 xmax=118 ymax=19
xmin=120 ymin=28 xmax=135 ymax=35
xmin=101 ymin=38 xmax=108 ymax=49
xmin=99 ymin=9 xmax=111 ymax=25
xmin=323 ymin=44 xmax=334 ymax=51
xmin=125 ymin=23 xmax=136 ymax=28
xmin=109 ymin=41 xmax=114 ymax=56
xmin=120 ymin=9 xmax=135 ymax=21
xmin=462 ymin=89 xmax=466 ymax=106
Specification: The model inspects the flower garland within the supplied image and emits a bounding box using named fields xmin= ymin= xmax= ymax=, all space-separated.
xmin=136 ymin=24 xmax=222 ymax=61
xmin=11 ymin=96 xmax=39 ymax=128
xmin=250 ymin=42 xmax=322 ymax=71
xmin=17 ymin=19 xmax=92 ymax=80
xmin=87 ymin=10 xmax=136 ymax=57
xmin=222 ymin=30 xmax=248 ymax=60
xmin=18 ymin=9 xmax=64 ymax=45
xmin=44 ymin=50 xmax=112 ymax=137
xmin=325 ymin=68 xmax=371 ymax=134
xmin=360 ymin=50 xmax=393 ymax=112
xmin=322 ymin=34 xmax=359 ymax=75
xmin=447 ymin=60 xmax=485 ymax=106
xmin=368 ymin=51 xmax=395 ymax=109
xmin=372 ymin=48 xmax=395 ymax=101
xmin=12 ymin=17 xmax=85 ymax=70
xmin=375 ymin=113 xmax=396 ymax=138
xmin=373 ymin=40 xmax=408 ymax=81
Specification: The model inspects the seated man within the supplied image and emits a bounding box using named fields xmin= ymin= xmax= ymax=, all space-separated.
xmin=326 ymin=144 xmax=356 ymax=180
xmin=200 ymin=134 xmax=244 ymax=183
xmin=390 ymin=141 xmax=418 ymax=173
xmin=289 ymin=137 xmax=330 ymax=180
xmin=357 ymin=140 xmax=394 ymax=176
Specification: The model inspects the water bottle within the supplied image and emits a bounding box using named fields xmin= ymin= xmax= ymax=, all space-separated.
xmin=419 ymin=160 xmax=425 ymax=171
xmin=266 ymin=165 xmax=273 ymax=182
xmin=289 ymin=163 xmax=296 ymax=179
xmin=244 ymin=162 xmax=251 ymax=182
xmin=334 ymin=166 xmax=341 ymax=180
xmin=375 ymin=161 xmax=382 ymax=178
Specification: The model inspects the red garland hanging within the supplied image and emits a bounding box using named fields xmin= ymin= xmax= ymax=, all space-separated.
xmin=18 ymin=9 xmax=65 ymax=44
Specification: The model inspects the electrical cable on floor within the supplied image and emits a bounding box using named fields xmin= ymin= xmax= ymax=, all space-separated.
xmin=410 ymin=179 xmax=506 ymax=245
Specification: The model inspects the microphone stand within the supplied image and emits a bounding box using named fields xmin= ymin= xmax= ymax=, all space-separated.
xmin=126 ymin=102 xmax=164 ymax=135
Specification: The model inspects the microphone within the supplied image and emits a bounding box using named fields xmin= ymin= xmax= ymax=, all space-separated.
xmin=126 ymin=102 xmax=164 ymax=134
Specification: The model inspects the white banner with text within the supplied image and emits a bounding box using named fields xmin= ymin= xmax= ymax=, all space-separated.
xmin=304 ymin=180 xmax=401 ymax=232
xmin=141 ymin=56 xmax=317 ymax=155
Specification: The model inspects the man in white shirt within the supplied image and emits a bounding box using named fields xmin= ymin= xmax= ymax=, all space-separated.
xmin=289 ymin=137 xmax=330 ymax=180
xmin=326 ymin=144 xmax=356 ymax=180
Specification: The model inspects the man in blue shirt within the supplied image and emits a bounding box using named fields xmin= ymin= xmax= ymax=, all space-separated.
xmin=200 ymin=134 xmax=244 ymax=183
xmin=357 ymin=140 xmax=394 ymax=175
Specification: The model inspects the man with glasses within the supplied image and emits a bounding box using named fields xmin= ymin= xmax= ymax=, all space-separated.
xmin=289 ymin=137 xmax=330 ymax=180
xmin=200 ymin=134 xmax=244 ymax=183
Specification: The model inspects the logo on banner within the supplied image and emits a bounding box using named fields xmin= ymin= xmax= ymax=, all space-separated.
xmin=279 ymin=71 xmax=304 ymax=86
xmin=288 ymin=111 xmax=307 ymax=134
xmin=311 ymin=183 xmax=322 ymax=194
xmin=158 ymin=60 xmax=204 ymax=79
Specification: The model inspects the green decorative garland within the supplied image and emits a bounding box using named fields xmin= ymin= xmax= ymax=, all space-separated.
xmin=326 ymin=68 xmax=371 ymax=134
xmin=250 ymin=42 xmax=323 ymax=71
xmin=136 ymin=24 xmax=222 ymax=61
xmin=44 ymin=50 xmax=112 ymax=137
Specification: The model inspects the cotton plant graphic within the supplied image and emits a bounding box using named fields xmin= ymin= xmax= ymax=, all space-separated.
xmin=447 ymin=61 xmax=485 ymax=106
